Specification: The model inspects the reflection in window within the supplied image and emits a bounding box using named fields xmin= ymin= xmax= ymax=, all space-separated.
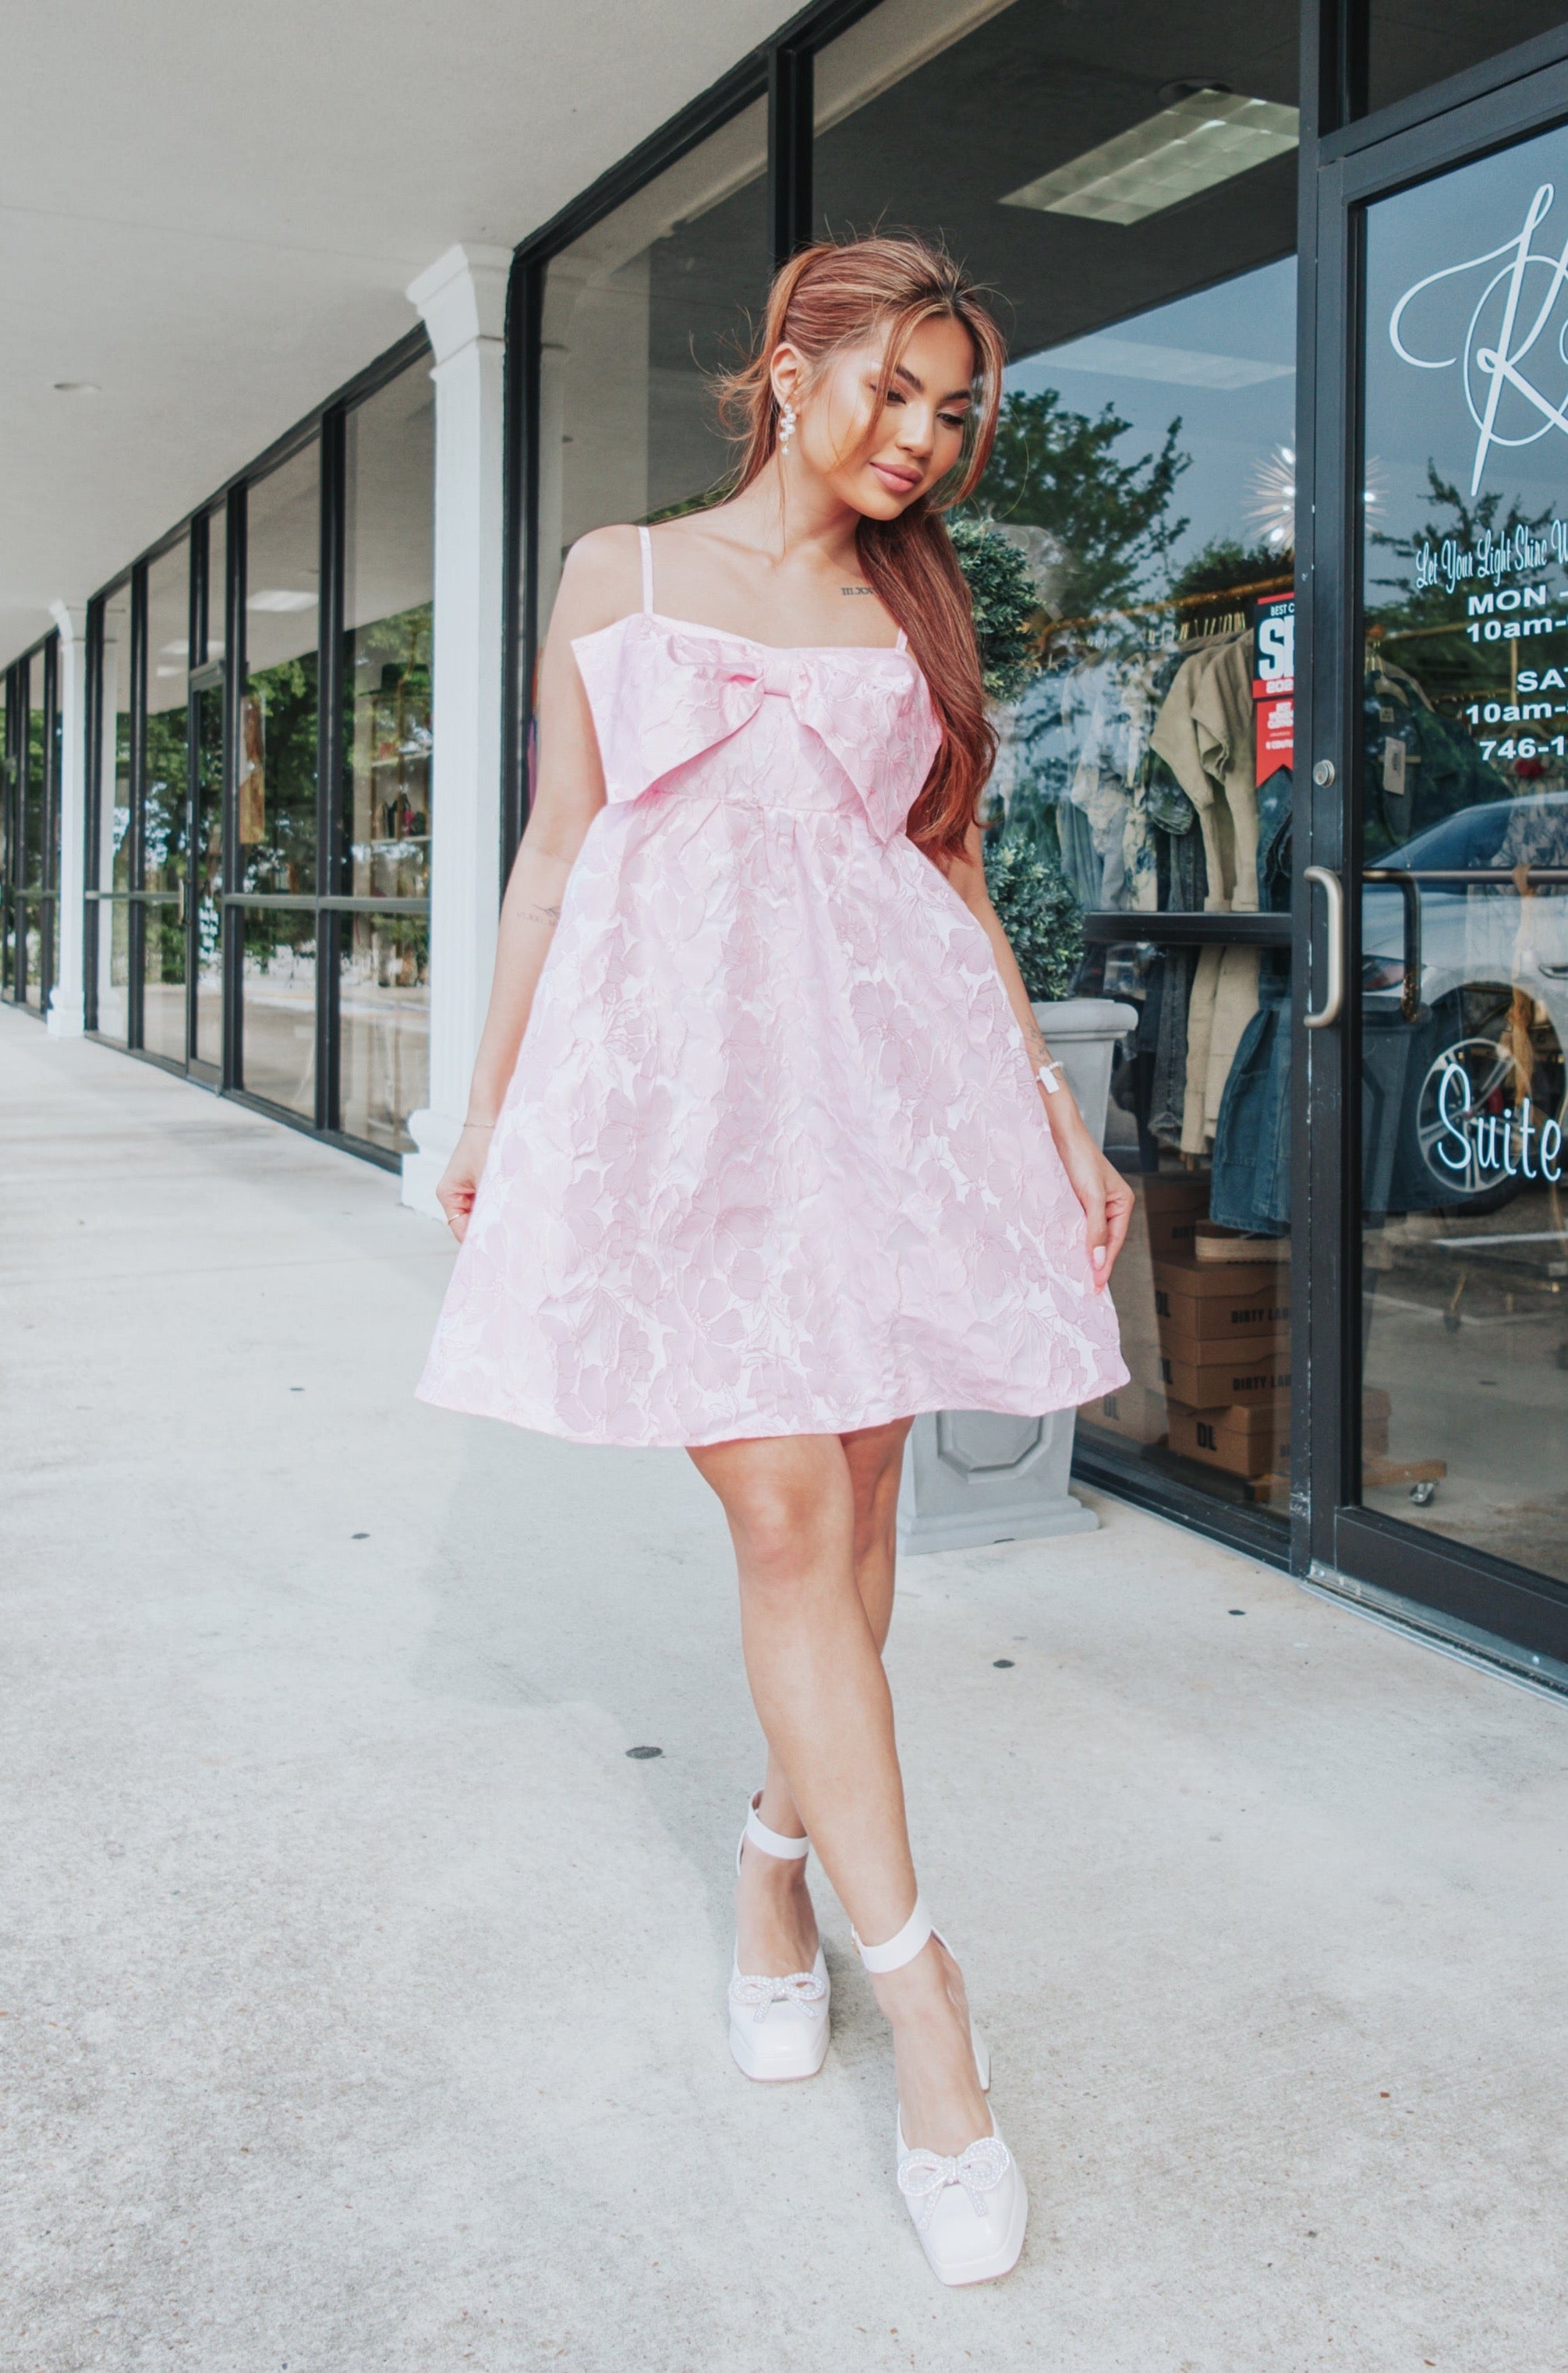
xmin=24 ymin=654 xmax=44 ymax=891
xmin=142 ymin=538 xmax=191 ymax=1064
xmin=240 ymin=906 xmax=317 ymax=1119
xmin=94 ymin=584 xmax=133 ymax=1043
xmin=1 ymin=664 xmax=20 ymax=1002
xmin=1 ymin=642 xmax=60 ymax=1008
xmin=816 ymin=0 xmax=1300 ymax=1515
xmin=191 ymin=678 xmax=225 ymax=1071
xmin=1358 ymin=126 xmax=1568 ymax=1583
xmin=344 ymin=363 xmax=434 ymax=900
xmin=339 ymin=912 xmax=428 ymax=1153
xmin=242 ymin=441 xmax=320 ymax=895
xmin=536 ymin=98 xmax=769 ymax=636
xmin=1 ymin=643 xmax=59 ymax=1011
xmin=20 ymin=654 xmax=42 ymax=1006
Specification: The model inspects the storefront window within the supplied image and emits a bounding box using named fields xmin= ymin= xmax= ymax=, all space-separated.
xmin=241 ymin=441 xmax=319 ymax=898
xmin=1359 ymin=121 xmax=1568 ymax=1583
xmin=535 ymin=98 xmax=770 ymax=637
xmin=344 ymin=363 xmax=434 ymax=901
xmin=240 ymin=906 xmax=317 ymax=1116
xmin=21 ymin=653 xmax=43 ymax=1006
xmin=1364 ymin=5 xmax=1568 ymax=119
xmin=0 ymin=678 xmax=12 ymax=1001
xmin=191 ymin=671 xmax=224 ymax=1071
xmin=338 ymin=359 xmax=435 ymax=1149
xmin=816 ymin=0 xmax=1300 ymax=1521
xmin=4 ymin=662 xmax=19 ymax=1004
xmin=339 ymin=910 xmax=428 ymax=1152
xmin=142 ymin=537 xmax=191 ymax=1064
xmin=204 ymin=504 xmax=227 ymax=666
xmin=77 ymin=335 xmax=431 ymax=1160
xmin=93 ymin=583 xmax=133 ymax=1043
xmin=2 ymin=643 xmax=61 ymax=1013
xmin=241 ymin=441 xmax=320 ymax=1117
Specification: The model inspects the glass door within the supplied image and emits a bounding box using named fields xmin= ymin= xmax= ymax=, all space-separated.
xmin=140 ymin=541 xmax=192 ymax=1067
xmin=189 ymin=668 xmax=225 ymax=1076
xmin=1311 ymin=69 xmax=1568 ymax=1665
xmin=136 ymin=527 xmax=225 ymax=1078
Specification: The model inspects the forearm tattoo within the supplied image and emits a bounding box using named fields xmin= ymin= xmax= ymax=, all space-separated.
xmin=526 ymin=901 xmax=562 ymax=928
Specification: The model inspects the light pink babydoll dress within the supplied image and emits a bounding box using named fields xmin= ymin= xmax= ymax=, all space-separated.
xmin=418 ymin=526 xmax=1127 ymax=1446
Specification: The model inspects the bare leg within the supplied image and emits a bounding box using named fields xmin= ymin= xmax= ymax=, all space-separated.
xmin=742 ymin=1417 xmax=910 ymax=1975
xmin=689 ymin=1427 xmax=989 ymax=2157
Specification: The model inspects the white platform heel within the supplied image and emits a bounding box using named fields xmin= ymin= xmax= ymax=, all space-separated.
xmin=727 ymin=1792 xmax=830 ymax=2082
xmin=857 ymin=1898 xmax=1028 ymax=2286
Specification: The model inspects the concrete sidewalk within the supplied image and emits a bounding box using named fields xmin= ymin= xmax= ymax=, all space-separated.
xmin=3 ymin=1008 xmax=1566 ymax=2373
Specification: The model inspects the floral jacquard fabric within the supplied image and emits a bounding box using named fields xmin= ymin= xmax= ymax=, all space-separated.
xmin=418 ymin=605 xmax=1127 ymax=1448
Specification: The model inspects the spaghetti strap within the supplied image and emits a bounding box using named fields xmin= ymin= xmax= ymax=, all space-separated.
xmin=638 ymin=524 xmax=654 ymax=614
xmin=895 ymin=626 xmax=908 ymax=652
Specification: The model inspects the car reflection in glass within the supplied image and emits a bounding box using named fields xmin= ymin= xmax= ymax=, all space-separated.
xmin=1361 ymin=795 xmax=1568 ymax=1216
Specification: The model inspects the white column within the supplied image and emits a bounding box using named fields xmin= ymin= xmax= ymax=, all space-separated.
xmin=400 ymin=243 xmax=512 ymax=1216
xmin=47 ymin=600 xmax=87 ymax=1037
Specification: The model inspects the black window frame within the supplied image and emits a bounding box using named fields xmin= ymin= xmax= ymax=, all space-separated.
xmin=1 ymin=629 xmax=62 ymax=1017
xmin=82 ymin=325 xmax=434 ymax=1170
xmin=1300 ymin=34 xmax=1568 ymax=1675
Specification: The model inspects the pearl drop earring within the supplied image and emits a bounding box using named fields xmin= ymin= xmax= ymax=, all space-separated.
xmin=778 ymin=398 xmax=797 ymax=452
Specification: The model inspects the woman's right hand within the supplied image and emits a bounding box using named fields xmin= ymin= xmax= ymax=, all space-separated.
xmin=435 ymin=1122 xmax=494 ymax=1242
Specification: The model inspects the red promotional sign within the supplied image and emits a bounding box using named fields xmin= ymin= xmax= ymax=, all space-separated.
xmin=1253 ymin=593 xmax=1294 ymax=785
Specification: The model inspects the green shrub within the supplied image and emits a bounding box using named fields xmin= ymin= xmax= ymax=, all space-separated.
xmin=982 ymin=836 xmax=1085 ymax=1002
xmin=946 ymin=515 xmax=1039 ymax=703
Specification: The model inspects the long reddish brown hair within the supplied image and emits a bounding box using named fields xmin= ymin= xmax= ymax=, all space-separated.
xmin=717 ymin=236 xmax=1006 ymax=864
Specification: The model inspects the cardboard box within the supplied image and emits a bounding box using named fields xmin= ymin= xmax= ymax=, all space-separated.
xmin=1122 ymin=1171 xmax=1210 ymax=1260
xmin=1110 ymin=1178 xmax=1212 ymax=1354
xmin=1152 ymin=1256 xmax=1292 ymax=1349
xmin=1166 ymin=1385 xmax=1390 ymax=1480
xmin=1167 ymin=1400 xmax=1287 ymax=1478
xmin=1192 ymin=1220 xmax=1288 ymax=1266
xmin=1081 ymin=1383 xmax=1168 ymax=1447
xmin=1131 ymin=1343 xmax=1293 ymax=1407
xmin=1152 ymin=1252 xmax=1287 ymax=1305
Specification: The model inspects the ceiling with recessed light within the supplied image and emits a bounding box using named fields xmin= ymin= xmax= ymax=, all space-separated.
xmin=0 ymin=0 xmax=784 ymax=665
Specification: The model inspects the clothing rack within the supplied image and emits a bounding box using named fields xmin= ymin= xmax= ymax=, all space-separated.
xmin=1041 ymin=571 xmax=1294 ymax=650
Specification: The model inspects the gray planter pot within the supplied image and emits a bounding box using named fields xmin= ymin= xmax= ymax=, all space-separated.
xmin=897 ymin=997 xmax=1138 ymax=1555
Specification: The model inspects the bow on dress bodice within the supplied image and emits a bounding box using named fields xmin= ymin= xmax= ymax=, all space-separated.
xmin=572 ymin=611 xmax=942 ymax=844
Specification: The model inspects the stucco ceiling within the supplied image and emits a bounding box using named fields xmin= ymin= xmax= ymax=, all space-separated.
xmin=0 ymin=0 xmax=783 ymax=666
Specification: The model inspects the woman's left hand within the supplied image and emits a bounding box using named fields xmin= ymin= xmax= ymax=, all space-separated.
xmin=1052 ymin=1118 xmax=1134 ymax=1291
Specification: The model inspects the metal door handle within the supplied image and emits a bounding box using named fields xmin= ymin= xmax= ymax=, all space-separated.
xmin=1394 ymin=873 xmax=1424 ymax=1022
xmin=1303 ymin=865 xmax=1343 ymax=1029
xmin=177 ymin=877 xmax=188 ymax=926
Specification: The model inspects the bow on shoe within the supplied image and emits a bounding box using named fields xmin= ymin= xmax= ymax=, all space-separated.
xmin=729 ymin=1968 xmax=828 ymax=2024
xmin=897 ymin=2135 xmax=1012 ymax=2230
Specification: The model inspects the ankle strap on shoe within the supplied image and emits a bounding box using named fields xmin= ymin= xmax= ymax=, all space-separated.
xmin=853 ymin=1895 xmax=933 ymax=1975
xmin=744 ymin=1791 xmax=810 ymax=1862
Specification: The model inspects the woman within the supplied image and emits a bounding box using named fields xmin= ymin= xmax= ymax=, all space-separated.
xmin=419 ymin=236 xmax=1130 ymax=2286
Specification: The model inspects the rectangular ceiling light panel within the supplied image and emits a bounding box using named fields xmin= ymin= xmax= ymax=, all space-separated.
xmin=247 ymin=589 xmax=318 ymax=614
xmin=1003 ymin=90 xmax=1300 ymax=227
